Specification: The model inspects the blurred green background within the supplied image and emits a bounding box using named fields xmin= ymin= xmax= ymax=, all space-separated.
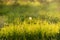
xmin=0 ymin=0 xmax=60 ymax=40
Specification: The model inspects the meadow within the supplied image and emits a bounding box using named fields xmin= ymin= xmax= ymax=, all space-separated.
xmin=0 ymin=1 xmax=60 ymax=40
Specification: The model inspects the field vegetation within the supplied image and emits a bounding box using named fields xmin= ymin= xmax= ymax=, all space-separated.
xmin=0 ymin=0 xmax=60 ymax=40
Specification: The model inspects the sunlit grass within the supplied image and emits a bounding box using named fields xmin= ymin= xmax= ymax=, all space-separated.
xmin=0 ymin=19 xmax=60 ymax=40
xmin=0 ymin=1 xmax=60 ymax=40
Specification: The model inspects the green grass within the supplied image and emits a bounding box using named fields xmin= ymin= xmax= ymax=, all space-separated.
xmin=0 ymin=2 xmax=60 ymax=40
xmin=0 ymin=19 xmax=60 ymax=40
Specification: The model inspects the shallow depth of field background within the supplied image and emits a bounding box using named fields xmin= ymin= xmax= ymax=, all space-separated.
xmin=0 ymin=0 xmax=60 ymax=40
